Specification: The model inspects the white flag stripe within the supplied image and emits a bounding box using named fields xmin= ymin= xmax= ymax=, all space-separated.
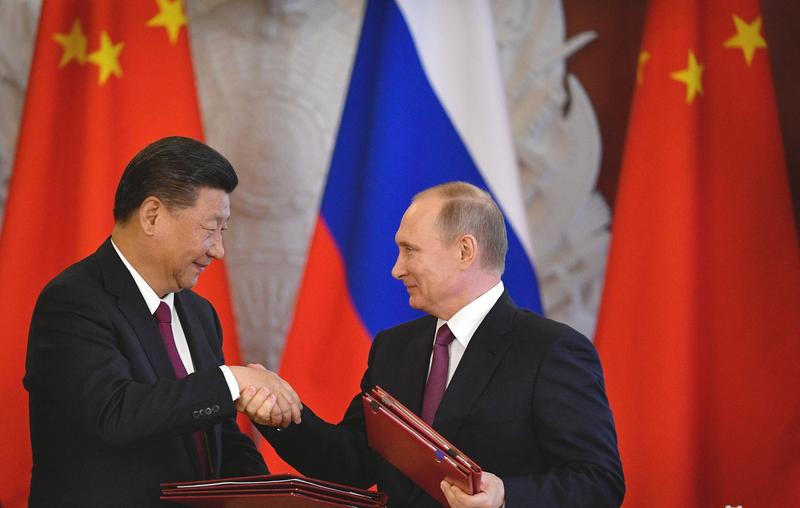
xmin=396 ymin=0 xmax=536 ymax=261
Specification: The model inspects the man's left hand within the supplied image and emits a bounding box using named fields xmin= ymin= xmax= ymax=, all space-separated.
xmin=440 ymin=471 xmax=505 ymax=508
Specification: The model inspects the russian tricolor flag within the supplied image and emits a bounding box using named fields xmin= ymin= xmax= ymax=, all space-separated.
xmin=279 ymin=0 xmax=542 ymax=427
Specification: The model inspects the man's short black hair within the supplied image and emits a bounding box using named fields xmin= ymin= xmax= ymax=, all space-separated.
xmin=113 ymin=136 xmax=238 ymax=223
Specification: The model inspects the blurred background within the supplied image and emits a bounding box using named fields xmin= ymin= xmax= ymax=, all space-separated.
xmin=1 ymin=0 xmax=797 ymax=366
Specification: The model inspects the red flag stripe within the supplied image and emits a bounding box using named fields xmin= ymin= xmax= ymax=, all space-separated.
xmin=279 ymin=217 xmax=373 ymax=422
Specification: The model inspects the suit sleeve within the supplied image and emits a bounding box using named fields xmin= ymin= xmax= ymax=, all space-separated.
xmin=25 ymin=280 xmax=239 ymax=448
xmin=258 ymin=335 xmax=385 ymax=488
xmin=504 ymin=330 xmax=625 ymax=507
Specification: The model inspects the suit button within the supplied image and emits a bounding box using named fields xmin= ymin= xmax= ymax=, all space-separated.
xmin=192 ymin=410 xmax=200 ymax=419
xmin=203 ymin=407 xmax=212 ymax=416
xmin=212 ymin=405 xmax=220 ymax=413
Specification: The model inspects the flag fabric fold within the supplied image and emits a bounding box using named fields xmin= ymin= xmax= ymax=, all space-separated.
xmin=0 ymin=2 xmax=242 ymax=506
xmin=595 ymin=0 xmax=800 ymax=505
xmin=278 ymin=0 xmax=542 ymax=452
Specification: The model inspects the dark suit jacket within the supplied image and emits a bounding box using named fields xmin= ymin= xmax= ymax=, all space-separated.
xmin=264 ymin=292 xmax=624 ymax=507
xmin=24 ymin=239 xmax=267 ymax=507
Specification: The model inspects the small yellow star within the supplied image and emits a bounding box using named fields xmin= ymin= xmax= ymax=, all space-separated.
xmin=53 ymin=18 xmax=87 ymax=67
xmin=147 ymin=0 xmax=187 ymax=44
xmin=723 ymin=14 xmax=767 ymax=66
xmin=637 ymin=50 xmax=651 ymax=85
xmin=87 ymin=31 xmax=124 ymax=85
xmin=670 ymin=50 xmax=704 ymax=104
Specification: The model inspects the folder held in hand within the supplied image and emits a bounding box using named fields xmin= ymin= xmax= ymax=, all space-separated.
xmin=362 ymin=386 xmax=482 ymax=507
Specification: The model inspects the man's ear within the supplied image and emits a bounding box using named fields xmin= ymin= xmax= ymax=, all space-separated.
xmin=457 ymin=234 xmax=478 ymax=268
xmin=139 ymin=196 xmax=164 ymax=236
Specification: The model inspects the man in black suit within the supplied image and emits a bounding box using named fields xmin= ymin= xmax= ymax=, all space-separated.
xmin=24 ymin=136 xmax=301 ymax=507
xmin=239 ymin=182 xmax=624 ymax=507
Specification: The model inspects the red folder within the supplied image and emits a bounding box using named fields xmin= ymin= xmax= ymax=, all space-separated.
xmin=160 ymin=474 xmax=388 ymax=507
xmin=362 ymin=386 xmax=482 ymax=507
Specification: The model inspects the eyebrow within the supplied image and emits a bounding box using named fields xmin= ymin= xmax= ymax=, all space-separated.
xmin=206 ymin=212 xmax=230 ymax=222
xmin=201 ymin=216 xmax=229 ymax=228
xmin=397 ymin=240 xmax=419 ymax=250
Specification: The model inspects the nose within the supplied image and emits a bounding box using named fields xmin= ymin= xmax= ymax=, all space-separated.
xmin=208 ymin=229 xmax=225 ymax=260
xmin=391 ymin=253 xmax=405 ymax=280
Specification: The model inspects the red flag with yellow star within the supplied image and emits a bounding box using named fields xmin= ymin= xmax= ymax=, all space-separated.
xmin=595 ymin=0 xmax=800 ymax=506
xmin=0 ymin=1 xmax=245 ymax=506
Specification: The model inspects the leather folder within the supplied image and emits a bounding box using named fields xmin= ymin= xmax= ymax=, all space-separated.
xmin=362 ymin=386 xmax=482 ymax=507
xmin=160 ymin=473 xmax=388 ymax=507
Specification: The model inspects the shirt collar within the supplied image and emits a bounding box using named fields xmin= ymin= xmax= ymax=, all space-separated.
xmin=436 ymin=281 xmax=504 ymax=349
xmin=111 ymin=239 xmax=174 ymax=314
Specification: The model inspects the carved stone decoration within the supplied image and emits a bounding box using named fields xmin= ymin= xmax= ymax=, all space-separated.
xmin=187 ymin=0 xmax=364 ymax=368
xmin=493 ymin=0 xmax=610 ymax=338
xmin=0 ymin=0 xmax=610 ymax=372
xmin=0 ymin=0 xmax=40 ymax=229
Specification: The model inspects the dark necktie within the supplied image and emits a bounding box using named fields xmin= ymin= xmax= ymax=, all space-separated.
xmin=154 ymin=301 xmax=210 ymax=478
xmin=421 ymin=324 xmax=455 ymax=425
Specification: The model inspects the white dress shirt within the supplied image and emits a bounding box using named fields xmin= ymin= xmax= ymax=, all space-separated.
xmin=430 ymin=281 xmax=505 ymax=386
xmin=111 ymin=240 xmax=240 ymax=401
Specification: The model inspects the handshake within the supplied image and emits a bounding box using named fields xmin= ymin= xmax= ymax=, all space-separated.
xmin=229 ymin=364 xmax=302 ymax=428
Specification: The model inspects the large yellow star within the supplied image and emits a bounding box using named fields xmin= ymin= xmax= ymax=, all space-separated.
xmin=147 ymin=0 xmax=187 ymax=44
xmin=87 ymin=31 xmax=124 ymax=85
xmin=53 ymin=18 xmax=87 ymax=67
xmin=723 ymin=14 xmax=767 ymax=66
xmin=637 ymin=50 xmax=651 ymax=85
xmin=670 ymin=50 xmax=704 ymax=104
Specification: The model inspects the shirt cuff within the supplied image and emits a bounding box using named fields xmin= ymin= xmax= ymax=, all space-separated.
xmin=219 ymin=365 xmax=241 ymax=401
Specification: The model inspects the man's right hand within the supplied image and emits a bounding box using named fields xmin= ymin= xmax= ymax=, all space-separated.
xmin=229 ymin=364 xmax=302 ymax=428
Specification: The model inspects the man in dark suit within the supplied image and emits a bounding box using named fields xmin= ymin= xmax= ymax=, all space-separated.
xmin=24 ymin=136 xmax=301 ymax=507
xmin=239 ymin=182 xmax=624 ymax=507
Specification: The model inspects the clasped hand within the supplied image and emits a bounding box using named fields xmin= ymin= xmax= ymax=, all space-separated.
xmin=229 ymin=364 xmax=302 ymax=428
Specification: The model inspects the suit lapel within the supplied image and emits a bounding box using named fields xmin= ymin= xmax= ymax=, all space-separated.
xmin=175 ymin=292 xmax=221 ymax=477
xmin=97 ymin=238 xmax=175 ymax=381
xmin=174 ymin=294 xmax=215 ymax=371
xmin=396 ymin=317 xmax=437 ymax=415
xmin=376 ymin=316 xmax=436 ymax=506
xmin=433 ymin=293 xmax=516 ymax=437
xmin=99 ymin=239 xmax=216 ymax=477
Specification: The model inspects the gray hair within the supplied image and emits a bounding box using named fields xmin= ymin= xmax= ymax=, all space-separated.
xmin=415 ymin=181 xmax=507 ymax=275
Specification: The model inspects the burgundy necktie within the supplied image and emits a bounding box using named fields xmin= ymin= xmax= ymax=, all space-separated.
xmin=421 ymin=324 xmax=455 ymax=425
xmin=154 ymin=301 xmax=210 ymax=478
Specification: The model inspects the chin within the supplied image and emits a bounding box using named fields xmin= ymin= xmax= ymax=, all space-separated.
xmin=407 ymin=298 xmax=425 ymax=312
xmin=178 ymin=276 xmax=199 ymax=292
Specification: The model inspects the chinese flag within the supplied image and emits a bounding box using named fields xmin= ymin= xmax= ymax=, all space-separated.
xmin=0 ymin=1 xmax=243 ymax=506
xmin=595 ymin=0 xmax=800 ymax=506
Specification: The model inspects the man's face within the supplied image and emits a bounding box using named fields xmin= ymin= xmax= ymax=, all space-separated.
xmin=154 ymin=187 xmax=230 ymax=295
xmin=391 ymin=196 xmax=462 ymax=318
